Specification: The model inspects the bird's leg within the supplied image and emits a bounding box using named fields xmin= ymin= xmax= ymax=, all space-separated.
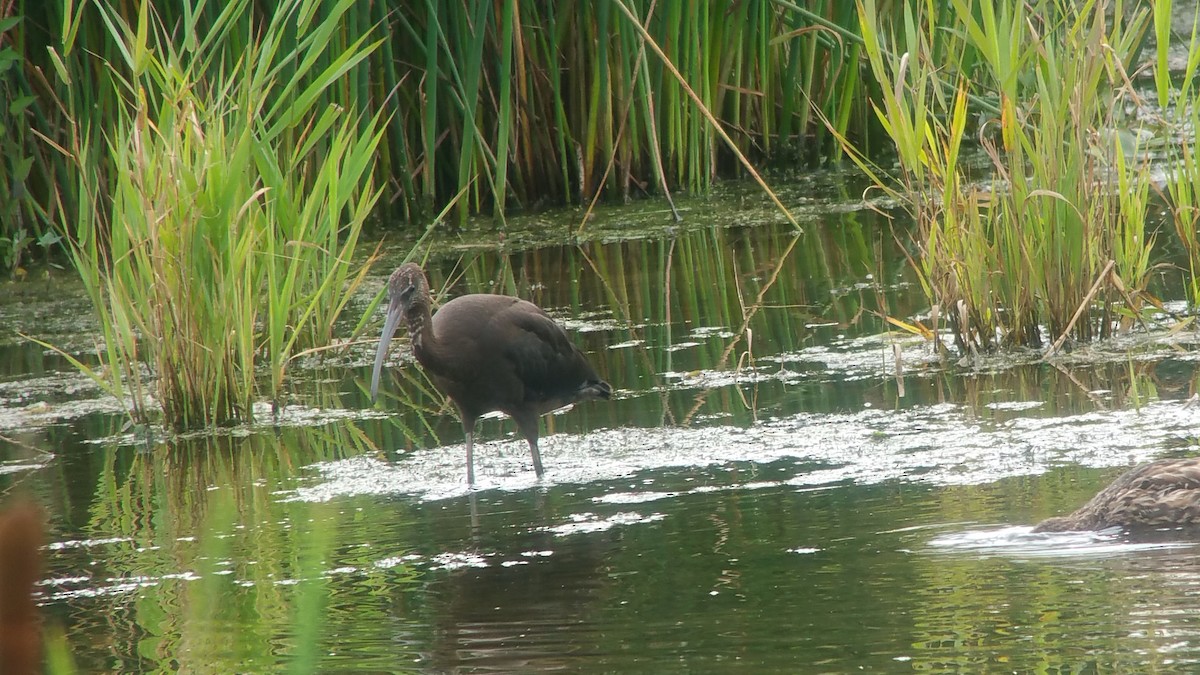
xmin=462 ymin=416 xmax=477 ymax=485
xmin=514 ymin=414 xmax=544 ymax=478
xmin=527 ymin=437 xmax=544 ymax=478
xmin=465 ymin=430 xmax=475 ymax=485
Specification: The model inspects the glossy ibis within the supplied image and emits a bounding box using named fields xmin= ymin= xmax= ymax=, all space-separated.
xmin=370 ymin=263 xmax=611 ymax=484
xmin=1033 ymin=458 xmax=1200 ymax=532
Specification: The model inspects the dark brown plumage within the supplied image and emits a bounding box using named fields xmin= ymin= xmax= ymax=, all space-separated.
xmin=1033 ymin=458 xmax=1200 ymax=532
xmin=371 ymin=263 xmax=611 ymax=484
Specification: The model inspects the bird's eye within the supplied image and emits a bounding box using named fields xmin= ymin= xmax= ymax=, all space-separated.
xmin=398 ymin=283 xmax=417 ymax=302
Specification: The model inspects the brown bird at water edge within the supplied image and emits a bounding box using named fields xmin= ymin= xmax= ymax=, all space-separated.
xmin=1033 ymin=458 xmax=1200 ymax=532
xmin=370 ymin=263 xmax=612 ymax=484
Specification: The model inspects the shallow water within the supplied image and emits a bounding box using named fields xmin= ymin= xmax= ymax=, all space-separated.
xmin=5 ymin=182 xmax=1200 ymax=671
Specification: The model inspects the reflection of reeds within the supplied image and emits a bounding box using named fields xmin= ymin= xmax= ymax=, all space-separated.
xmin=41 ymin=0 xmax=383 ymax=430
xmin=852 ymin=0 xmax=1156 ymax=352
xmin=401 ymin=209 xmax=894 ymax=432
xmin=57 ymin=423 xmax=401 ymax=671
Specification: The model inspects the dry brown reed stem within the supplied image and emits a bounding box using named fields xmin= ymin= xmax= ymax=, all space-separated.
xmin=681 ymin=234 xmax=803 ymax=424
xmin=1043 ymin=259 xmax=1116 ymax=360
xmin=611 ymin=0 xmax=801 ymax=232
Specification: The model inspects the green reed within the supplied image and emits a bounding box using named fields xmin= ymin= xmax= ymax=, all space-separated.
xmin=853 ymin=0 xmax=1155 ymax=352
xmin=1156 ymin=0 xmax=1200 ymax=311
xmin=6 ymin=0 xmax=876 ymax=276
xmin=0 ymin=14 xmax=64 ymax=280
xmin=42 ymin=0 xmax=383 ymax=430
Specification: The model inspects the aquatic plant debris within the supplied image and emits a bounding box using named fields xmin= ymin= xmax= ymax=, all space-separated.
xmin=290 ymin=398 xmax=1200 ymax=504
xmin=540 ymin=511 xmax=667 ymax=536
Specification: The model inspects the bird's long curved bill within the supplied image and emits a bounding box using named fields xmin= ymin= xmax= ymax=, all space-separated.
xmin=370 ymin=297 xmax=404 ymax=401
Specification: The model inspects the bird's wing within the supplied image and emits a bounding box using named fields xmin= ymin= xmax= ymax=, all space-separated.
xmin=1080 ymin=461 xmax=1200 ymax=528
xmin=500 ymin=304 xmax=590 ymax=398
xmin=1112 ymin=487 xmax=1200 ymax=527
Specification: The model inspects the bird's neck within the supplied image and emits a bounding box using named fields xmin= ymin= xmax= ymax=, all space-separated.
xmin=405 ymin=298 xmax=438 ymax=356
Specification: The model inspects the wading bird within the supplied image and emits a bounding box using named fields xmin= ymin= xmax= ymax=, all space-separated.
xmin=371 ymin=263 xmax=611 ymax=484
xmin=1033 ymin=458 xmax=1200 ymax=532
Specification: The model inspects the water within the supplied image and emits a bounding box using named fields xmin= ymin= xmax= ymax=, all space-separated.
xmin=5 ymin=181 xmax=1200 ymax=671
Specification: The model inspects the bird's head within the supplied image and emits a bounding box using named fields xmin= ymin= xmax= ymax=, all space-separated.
xmin=371 ymin=263 xmax=430 ymax=401
xmin=390 ymin=263 xmax=428 ymax=309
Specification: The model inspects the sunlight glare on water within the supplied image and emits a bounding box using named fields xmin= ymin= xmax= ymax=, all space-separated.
xmin=292 ymin=398 xmax=1200 ymax=503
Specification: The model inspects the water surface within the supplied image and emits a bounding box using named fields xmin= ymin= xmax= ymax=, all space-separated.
xmin=4 ymin=181 xmax=1200 ymax=671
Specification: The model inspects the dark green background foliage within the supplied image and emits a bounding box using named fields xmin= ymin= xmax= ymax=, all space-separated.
xmin=0 ymin=0 xmax=871 ymax=275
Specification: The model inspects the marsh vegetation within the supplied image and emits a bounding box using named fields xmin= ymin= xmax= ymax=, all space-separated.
xmin=6 ymin=0 xmax=1200 ymax=671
